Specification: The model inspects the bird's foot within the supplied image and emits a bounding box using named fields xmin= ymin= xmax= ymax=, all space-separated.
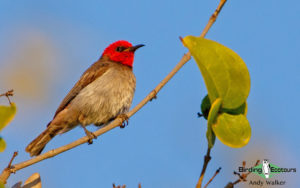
xmin=117 ymin=114 xmax=129 ymax=128
xmin=150 ymin=89 xmax=157 ymax=101
xmin=81 ymin=125 xmax=97 ymax=144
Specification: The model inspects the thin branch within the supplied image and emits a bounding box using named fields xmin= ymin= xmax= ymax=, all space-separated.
xmin=7 ymin=152 xmax=18 ymax=169
xmin=203 ymin=167 xmax=221 ymax=188
xmin=224 ymin=160 xmax=260 ymax=188
xmin=112 ymin=183 xmax=126 ymax=188
xmin=195 ymin=148 xmax=211 ymax=188
xmin=113 ymin=183 xmax=140 ymax=188
xmin=0 ymin=0 xmax=228 ymax=184
xmin=200 ymin=0 xmax=227 ymax=38
xmin=0 ymin=89 xmax=14 ymax=104
xmin=0 ymin=152 xmax=18 ymax=184
xmin=0 ymin=90 xmax=14 ymax=98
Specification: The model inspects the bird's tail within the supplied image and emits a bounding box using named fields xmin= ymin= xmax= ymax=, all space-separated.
xmin=26 ymin=124 xmax=61 ymax=157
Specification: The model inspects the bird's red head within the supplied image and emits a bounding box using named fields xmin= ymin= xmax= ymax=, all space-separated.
xmin=101 ymin=40 xmax=144 ymax=67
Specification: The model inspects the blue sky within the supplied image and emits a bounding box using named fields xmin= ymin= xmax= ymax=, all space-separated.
xmin=0 ymin=0 xmax=299 ymax=187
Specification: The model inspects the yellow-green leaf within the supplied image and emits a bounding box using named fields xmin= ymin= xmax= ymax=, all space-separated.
xmin=212 ymin=113 xmax=251 ymax=148
xmin=0 ymin=181 xmax=4 ymax=188
xmin=183 ymin=36 xmax=250 ymax=109
xmin=206 ymin=98 xmax=222 ymax=149
xmin=0 ymin=103 xmax=17 ymax=132
xmin=0 ymin=137 xmax=6 ymax=152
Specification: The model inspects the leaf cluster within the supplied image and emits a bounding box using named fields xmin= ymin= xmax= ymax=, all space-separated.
xmin=183 ymin=36 xmax=251 ymax=149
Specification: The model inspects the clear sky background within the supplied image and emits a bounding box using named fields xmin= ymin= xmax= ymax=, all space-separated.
xmin=0 ymin=0 xmax=299 ymax=187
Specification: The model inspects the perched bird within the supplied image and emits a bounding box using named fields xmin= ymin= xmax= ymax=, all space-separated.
xmin=26 ymin=40 xmax=144 ymax=157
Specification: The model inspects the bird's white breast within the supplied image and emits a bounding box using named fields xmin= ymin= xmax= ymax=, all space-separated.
xmin=70 ymin=66 xmax=136 ymax=125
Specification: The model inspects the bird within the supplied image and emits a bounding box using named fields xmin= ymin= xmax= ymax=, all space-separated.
xmin=26 ymin=40 xmax=144 ymax=157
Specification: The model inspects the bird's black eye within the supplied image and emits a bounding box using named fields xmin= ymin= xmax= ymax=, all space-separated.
xmin=116 ymin=46 xmax=125 ymax=52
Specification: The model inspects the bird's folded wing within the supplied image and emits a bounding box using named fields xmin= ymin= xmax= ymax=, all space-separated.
xmin=53 ymin=60 xmax=110 ymax=118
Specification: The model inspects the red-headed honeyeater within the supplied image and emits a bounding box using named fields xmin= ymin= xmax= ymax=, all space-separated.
xmin=26 ymin=40 xmax=144 ymax=156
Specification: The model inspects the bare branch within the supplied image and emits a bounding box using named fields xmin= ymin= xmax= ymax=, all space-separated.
xmin=224 ymin=160 xmax=260 ymax=188
xmin=203 ymin=167 xmax=221 ymax=188
xmin=200 ymin=0 xmax=227 ymax=38
xmin=7 ymin=152 xmax=18 ymax=169
xmin=0 ymin=89 xmax=14 ymax=104
xmin=0 ymin=152 xmax=18 ymax=184
xmin=0 ymin=0 xmax=228 ymax=184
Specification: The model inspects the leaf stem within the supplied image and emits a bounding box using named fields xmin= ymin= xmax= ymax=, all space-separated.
xmin=196 ymin=148 xmax=211 ymax=188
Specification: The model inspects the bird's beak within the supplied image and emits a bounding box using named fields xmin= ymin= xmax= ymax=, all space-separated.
xmin=126 ymin=44 xmax=145 ymax=52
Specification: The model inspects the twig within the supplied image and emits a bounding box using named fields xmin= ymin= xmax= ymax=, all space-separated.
xmin=200 ymin=0 xmax=227 ymax=38
xmin=0 ymin=152 xmax=18 ymax=184
xmin=0 ymin=90 xmax=14 ymax=98
xmin=0 ymin=0 xmax=228 ymax=184
xmin=203 ymin=167 xmax=221 ymax=188
xmin=196 ymin=148 xmax=211 ymax=188
xmin=7 ymin=152 xmax=18 ymax=169
xmin=113 ymin=184 xmax=126 ymax=188
xmin=0 ymin=90 xmax=14 ymax=104
xmin=113 ymin=183 xmax=140 ymax=188
xmin=224 ymin=160 xmax=260 ymax=188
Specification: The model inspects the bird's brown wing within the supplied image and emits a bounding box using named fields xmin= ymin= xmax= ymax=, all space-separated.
xmin=53 ymin=59 xmax=110 ymax=118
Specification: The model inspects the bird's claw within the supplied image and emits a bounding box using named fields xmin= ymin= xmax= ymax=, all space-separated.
xmin=81 ymin=125 xmax=97 ymax=144
xmin=87 ymin=132 xmax=97 ymax=145
xmin=117 ymin=114 xmax=129 ymax=128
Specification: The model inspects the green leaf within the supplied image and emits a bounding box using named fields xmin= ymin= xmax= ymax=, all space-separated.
xmin=183 ymin=36 xmax=250 ymax=109
xmin=201 ymin=95 xmax=247 ymax=118
xmin=206 ymin=98 xmax=222 ymax=149
xmin=0 ymin=102 xmax=17 ymax=132
xmin=200 ymin=95 xmax=211 ymax=120
xmin=222 ymin=102 xmax=247 ymax=116
xmin=0 ymin=137 xmax=6 ymax=152
xmin=212 ymin=113 xmax=251 ymax=148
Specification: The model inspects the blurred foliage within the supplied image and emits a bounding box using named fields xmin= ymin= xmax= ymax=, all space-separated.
xmin=0 ymin=181 xmax=4 ymax=188
xmin=0 ymin=101 xmax=17 ymax=152
xmin=0 ymin=103 xmax=17 ymax=132
xmin=0 ymin=32 xmax=60 ymax=104
xmin=183 ymin=36 xmax=251 ymax=148
xmin=0 ymin=137 xmax=6 ymax=152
